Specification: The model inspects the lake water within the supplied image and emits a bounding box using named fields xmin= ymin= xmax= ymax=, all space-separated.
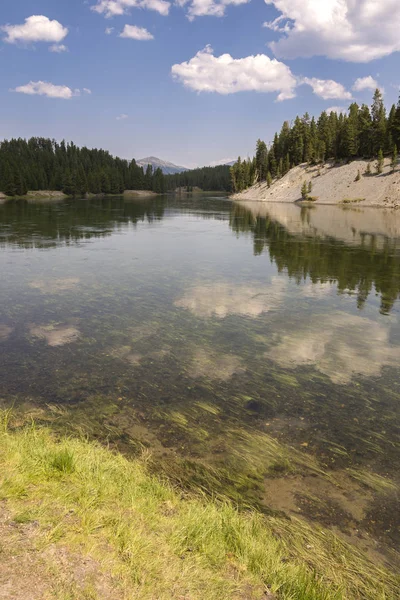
xmin=1 ymin=195 xmax=399 ymax=567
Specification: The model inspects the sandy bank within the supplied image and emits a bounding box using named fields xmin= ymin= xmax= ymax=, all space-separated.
xmin=26 ymin=190 xmax=68 ymax=200
xmin=232 ymin=159 xmax=400 ymax=208
xmin=123 ymin=189 xmax=159 ymax=198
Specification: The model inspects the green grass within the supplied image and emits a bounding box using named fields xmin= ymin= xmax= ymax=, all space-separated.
xmin=0 ymin=411 xmax=398 ymax=600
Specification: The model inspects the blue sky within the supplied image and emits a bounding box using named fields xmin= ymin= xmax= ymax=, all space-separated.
xmin=1 ymin=1 xmax=399 ymax=167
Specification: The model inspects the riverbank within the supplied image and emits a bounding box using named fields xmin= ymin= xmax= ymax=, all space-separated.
xmin=0 ymin=190 xmax=160 ymax=202
xmin=0 ymin=411 xmax=398 ymax=600
xmin=232 ymin=159 xmax=400 ymax=208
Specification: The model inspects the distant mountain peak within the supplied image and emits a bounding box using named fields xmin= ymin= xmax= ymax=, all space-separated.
xmin=137 ymin=156 xmax=188 ymax=175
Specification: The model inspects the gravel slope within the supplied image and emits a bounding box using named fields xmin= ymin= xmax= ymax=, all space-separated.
xmin=232 ymin=159 xmax=400 ymax=208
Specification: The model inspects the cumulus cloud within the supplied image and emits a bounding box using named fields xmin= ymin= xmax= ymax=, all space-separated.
xmin=12 ymin=81 xmax=82 ymax=99
xmin=301 ymin=77 xmax=352 ymax=100
xmin=92 ymin=0 xmax=170 ymax=17
xmin=83 ymin=88 xmax=92 ymax=94
xmin=1 ymin=15 xmax=68 ymax=45
xmin=325 ymin=106 xmax=348 ymax=115
xmin=120 ymin=24 xmax=154 ymax=40
xmin=105 ymin=27 xmax=115 ymax=34
xmin=177 ymin=0 xmax=250 ymax=20
xmin=266 ymin=313 xmax=400 ymax=384
xmin=171 ymin=46 xmax=297 ymax=101
xmin=352 ymin=76 xmax=379 ymax=92
xmin=175 ymin=278 xmax=286 ymax=319
xmin=264 ymin=0 xmax=400 ymax=62
xmin=116 ymin=113 xmax=129 ymax=120
xmin=49 ymin=44 xmax=68 ymax=53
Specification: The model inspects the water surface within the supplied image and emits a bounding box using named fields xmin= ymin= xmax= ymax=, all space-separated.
xmin=1 ymin=195 xmax=399 ymax=565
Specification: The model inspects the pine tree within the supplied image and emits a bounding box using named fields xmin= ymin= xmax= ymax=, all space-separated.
xmin=284 ymin=154 xmax=290 ymax=175
xmin=255 ymin=139 xmax=268 ymax=181
xmin=391 ymin=144 xmax=398 ymax=172
xmin=376 ymin=149 xmax=384 ymax=174
xmin=266 ymin=172 xmax=272 ymax=188
xmin=301 ymin=180 xmax=308 ymax=199
xmin=366 ymin=162 xmax=371 ymax=175
xmin=371 ymin=89 xmax=387 ymax=155
xmin=2 ymin=163 xmax=16 ymax=196
xmin=308 ymin=181 xmax=312 ymax=194
xmin=393 ymin=95 xmax=400 ymax=148
xmin=15 ymin=171 xmax=27 ymax=196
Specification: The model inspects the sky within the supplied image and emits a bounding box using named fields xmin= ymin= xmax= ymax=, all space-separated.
xmin=1 ymin=1 xmax=400 ymax=168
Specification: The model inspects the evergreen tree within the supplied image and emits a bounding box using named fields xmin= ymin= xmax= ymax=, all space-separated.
xmin=15 ymin=171 xmax=28 ymax=196
xmin=391 ymin=144 xmax=398 ymax=172
xmin=393 ymin=95 xmax=400 ymax=148
xmin=371 ymin=89 xmax=386 ymax=155
xmin=301 ymin=181 xmax=308 ymax=199
xmin=3 ymin=163 xmax=16 ymax=196
xmin=266 ymin=171 xmax=272 ymax=188
xmin=255 ymin=139 xmax=268 ymax=181
xmin=376 ymin=149 xmax=384 ymax=174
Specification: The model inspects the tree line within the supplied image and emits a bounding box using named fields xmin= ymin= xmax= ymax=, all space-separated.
xmin=0 ymin=137 xmax=168 ymax=197
xmin=0 ymin=137 xmax=232 ymax=197
xmin=231 ymin=89 xmax=400 ymax=192
xmin=164 ymin=164 xmax=231 ymax=192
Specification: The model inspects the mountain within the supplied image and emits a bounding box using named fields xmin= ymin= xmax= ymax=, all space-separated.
xmin=137 ymin=156 xmax=188 ymax=175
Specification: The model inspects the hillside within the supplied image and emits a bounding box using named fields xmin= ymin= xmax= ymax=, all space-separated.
xmin=137 ymin=156 xmax=188 ymax=175
xmin=232 ymin=159 xmax=400 ymax=207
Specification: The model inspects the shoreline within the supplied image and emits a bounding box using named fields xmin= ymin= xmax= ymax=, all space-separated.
xmin=231 ymin=159 xmax=400 ymax=209
xmin=0 ymin=189 xmax=160 ymax=202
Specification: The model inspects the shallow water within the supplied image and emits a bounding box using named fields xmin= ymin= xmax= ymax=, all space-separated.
xmin=1 ymin=195 xmax=399 ymax=564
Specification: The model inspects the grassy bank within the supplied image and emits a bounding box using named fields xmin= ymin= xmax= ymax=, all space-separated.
xmin=0 ymin=411 xmax=398 ymax=600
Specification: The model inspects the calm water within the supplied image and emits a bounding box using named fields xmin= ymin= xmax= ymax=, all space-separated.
xmin=1 ymin=195 xmax=399 ymax=564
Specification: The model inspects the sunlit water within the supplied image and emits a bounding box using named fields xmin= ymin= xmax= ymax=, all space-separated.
xmin=1 ymin=195 xmax=399 ymax=565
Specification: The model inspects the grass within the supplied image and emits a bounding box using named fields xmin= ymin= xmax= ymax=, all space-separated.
xmin=347 ymin=468 xmax=398 ymax=493
xmin=0 ymin=411 xmax=399 ymax=600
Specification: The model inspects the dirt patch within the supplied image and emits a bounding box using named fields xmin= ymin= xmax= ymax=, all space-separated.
xmin=123 ymin=189 xmax=159 ymax=197
xmin=0 ymin=325 xmax=13 ymax=342
xmin=29 ymin=324 xmax=81 ymax=347
xmin=29 ymin=278 xmax=80 ymax=294
xmin=0 ymin=505 xmax=121 ymax=600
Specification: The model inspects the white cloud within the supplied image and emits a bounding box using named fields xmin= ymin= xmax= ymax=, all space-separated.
xmin=264 ymin=1 xmax=400 ymax=62
xmin=352 ymin=76 xmax=379 ymax=92
xmin=83 ymin=88 xmax=92 ymax=94
xmin=105 ymin=27 xmax=115 ymax=34
xmin=92 ymin=0 xmax=170 ymax=17
xmin=116 ymin=113 xmax=129 ymax=120
xmin=171 ymin=46 xmax=297 ymax=101
xmin=12 ymin=81 xmax=81 ymax=99
xmin=1 ymin=15 xmax=68 ymax=45
xmin=177 ymin=0 xmax=250 ymax=20
xmin=301 ymin=77 xmax=352 ymax=100
xmin=49 ymin=44 xmax=68 ymax=53
xmin=325 ymin=106 xmax=347 ymax=115
xmin=119 ymin=25 xmax=154 ymax=40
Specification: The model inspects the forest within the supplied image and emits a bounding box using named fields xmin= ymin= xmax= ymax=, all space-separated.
xmin=231 ymin=89 xmax=400 ymax=192
xmin=0 ymin=137 xmax=231 ymax=197
xmin=163 ymin=164 xmax=231 ymax=192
